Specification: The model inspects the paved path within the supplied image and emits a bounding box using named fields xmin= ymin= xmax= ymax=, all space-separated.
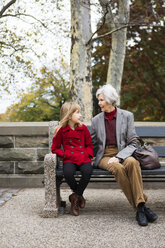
xmin=0 ymin=188 xmax=165 ymax=248
xmin=0 ymin=189 xmax=20 ymax=206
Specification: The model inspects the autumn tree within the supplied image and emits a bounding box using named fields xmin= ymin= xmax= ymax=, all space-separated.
xmin=121 ymin=34 xmax=165 ymax=121
xmin=5 ymin=66 xmax=70 ymax=121
xmin=121 ymin=0 xmax=165 ymax=121
xmin=92 ymin=0 xmax=165 ymax=120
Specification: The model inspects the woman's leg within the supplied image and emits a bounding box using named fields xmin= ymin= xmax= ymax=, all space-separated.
xmin=98 ymin=147 xmax=136 ymax=209
xmin=123 ymin=157 xmax=147 ymax=207
xmin=99 ymin=158 xmax=136 ymax=209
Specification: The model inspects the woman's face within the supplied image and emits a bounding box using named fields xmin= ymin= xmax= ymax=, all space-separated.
xmin=98 ymin=94 xmax=113 ymax=113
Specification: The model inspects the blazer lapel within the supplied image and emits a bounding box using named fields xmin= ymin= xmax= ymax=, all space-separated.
xmin=98 ymin=112 xmax=106 ymax=146
xmin=116 ymin=107 xmax=122 ymax=147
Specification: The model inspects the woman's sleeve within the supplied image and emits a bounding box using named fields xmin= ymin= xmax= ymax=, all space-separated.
xmin=90 ymin=118 xmax=98 ymax=147
xmin=116 ymin=113 xmax=137 ymax=160
xmin=84 ymin=125 xmax=94 ymax=158
xmin=51 ymin=129 xmax=65 ymax=158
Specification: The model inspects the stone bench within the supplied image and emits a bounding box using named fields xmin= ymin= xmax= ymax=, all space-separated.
xmin=43 ymin=121 xmax=165 ymax=217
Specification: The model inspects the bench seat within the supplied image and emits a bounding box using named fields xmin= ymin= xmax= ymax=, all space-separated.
xmin=56 ymin=165 xmax=165 ymax=177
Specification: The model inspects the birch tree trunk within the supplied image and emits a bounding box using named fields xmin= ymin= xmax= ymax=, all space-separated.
xmin=70 ymin=0 xmax=92 ymax=123
xmin=99 ymin=0 xmax=130 ymax=102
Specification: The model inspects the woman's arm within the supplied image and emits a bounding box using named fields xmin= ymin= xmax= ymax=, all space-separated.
xmin=116 ymin=112 xmax=137 ymax=160
xmin=90 ymin=119 xmax=98 ymax=147
xmin=84 ymin=125 xmax=94 ymax=158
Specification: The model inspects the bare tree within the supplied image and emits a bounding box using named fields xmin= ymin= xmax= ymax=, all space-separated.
xmin=99 ymin=0 xmax=130 ymax=101
xmin=70 ymin=0 xmax=130 ymax=122
xmin=70 ymin=0 xmax=92 ymax=123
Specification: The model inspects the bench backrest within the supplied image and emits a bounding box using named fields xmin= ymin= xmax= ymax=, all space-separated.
xmin=135 ymin=126 xmax=165 ymax=158
xmin=48 ymin=121 xmax=165 ymax=158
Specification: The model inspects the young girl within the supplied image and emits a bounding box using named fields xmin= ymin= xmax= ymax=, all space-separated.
xmin=51 ymin=102 xmax=93 ymax=216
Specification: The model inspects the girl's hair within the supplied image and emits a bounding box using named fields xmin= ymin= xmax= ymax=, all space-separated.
xmin=55 ymin=102 xmax=81 ymax=135
xmin=96 ymin=84 xmax=119 ymax=106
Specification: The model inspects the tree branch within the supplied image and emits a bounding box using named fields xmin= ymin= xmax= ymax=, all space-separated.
xmin=1 ymin=13 xmax=45 ymax=26
xmin=86 ymin=23 xmax=129 ymax=45
xmin=0 ymin=41 xmax=25 ymax=52
xmin=87 ymin=22 xmax=163 ymax=45
xmin=99 ymin=0 xmax=116 ymax=28
xmin=1 ymin=13 xmax=57 ymax=36
xmin=0 ymin=0 xmax=16 ymax=17
xmin=86 ymin=6 xmax=109 ymax=46
xmin=41 ymin=99 xmax=56 ymax=109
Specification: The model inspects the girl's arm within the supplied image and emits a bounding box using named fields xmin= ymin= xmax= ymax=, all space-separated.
xmin=51 ymin=128 xmax=65 ymax=158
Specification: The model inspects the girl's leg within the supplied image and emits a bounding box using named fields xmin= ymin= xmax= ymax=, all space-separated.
xmin=77 ymin=162 xmax=93 ymax=196
xmin=63 ymin=162 xmax=77 ymax=193
xmin=63 ymin=162 xmax=79 ymax=216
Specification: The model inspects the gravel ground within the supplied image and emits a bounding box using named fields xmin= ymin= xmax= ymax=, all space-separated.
xmin=0 ymin=188 xmax=164 ymax=248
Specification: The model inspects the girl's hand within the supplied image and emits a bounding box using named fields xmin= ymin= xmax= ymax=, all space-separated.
xmin=107 ymin=156 xmax=121 ymax=164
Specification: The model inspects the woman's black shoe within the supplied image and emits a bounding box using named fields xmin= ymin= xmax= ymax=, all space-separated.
xmin=144 ymin=206 xmax=158 ymax=222
xmin=136 ymin=209 xmax=148 ymax=226
xmin=136 ymin=203 xmax=148 ymax=226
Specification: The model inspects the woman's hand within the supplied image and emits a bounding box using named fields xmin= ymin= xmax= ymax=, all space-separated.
xmin=107 ymin=156 xmax=121 ymax=164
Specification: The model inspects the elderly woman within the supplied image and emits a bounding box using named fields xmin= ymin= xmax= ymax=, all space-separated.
xmin=90 ymin=84 xmax=157 ymax=226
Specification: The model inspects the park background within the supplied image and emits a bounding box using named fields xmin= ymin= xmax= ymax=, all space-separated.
xmin=0 ymin=3 xmax=165 ymax=248
xmin=0 ymin=0 xmax=164 ymax=123
xmin=0 ymin=0 xmax=164 ymax=186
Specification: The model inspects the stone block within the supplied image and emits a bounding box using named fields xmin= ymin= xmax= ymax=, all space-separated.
xmin=0 ymin=162 xmax=14 ymax=173
xmin=15 ymin=161 xmax=44 ymax=174
xmin=0 ymin=122 xmax=49 ymax=136
xmin=15 ymin=136 xmax=48 ymax=148
xmin=37 ymin=148 xmax=49 ymax=161
xmin=0 ymin=136 xmax=14 ymax=148
xmin=0 ymin=174 xmax=43 ymax=187
xmin=0 ymin=148 xmax=36 ymax=161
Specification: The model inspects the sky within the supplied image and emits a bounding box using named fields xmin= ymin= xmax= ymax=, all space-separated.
xmin=0 ymin=0 xmax=100 ymax=114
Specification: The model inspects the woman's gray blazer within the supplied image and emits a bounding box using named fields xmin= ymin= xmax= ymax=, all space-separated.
xmin=90 ymin=107 xmax=137 ymax=167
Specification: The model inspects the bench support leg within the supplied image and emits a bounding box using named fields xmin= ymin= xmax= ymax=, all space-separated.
xmin=56 ymin=176 xmax=67 ymax=214
xmin=43 ymin=153 xmax=59 ymax=217
xmin=56 ymin=177 xmax=62 ymax=207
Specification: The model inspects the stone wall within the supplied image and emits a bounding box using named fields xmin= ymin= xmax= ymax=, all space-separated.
xmin=0 ymin=122 xmax=164 ymax=187
xmin=0 ymin=122 xmax=49 ymax=187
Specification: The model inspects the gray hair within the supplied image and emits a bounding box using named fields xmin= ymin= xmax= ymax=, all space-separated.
xmin=96 ymin=84 xmax=119 ymax=106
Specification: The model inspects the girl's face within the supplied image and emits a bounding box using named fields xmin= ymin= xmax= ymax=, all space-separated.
xmin=98 ymin=93 xmax=113 ymax=113
xmin=69 ymin=109 xmax=82 ymax=127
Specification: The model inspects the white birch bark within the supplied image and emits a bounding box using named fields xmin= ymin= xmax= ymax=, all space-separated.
xmin=99 ymin=0 xmax=130 ymax=101
xmin=70 ymin=0 xmax=92 ymax=124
